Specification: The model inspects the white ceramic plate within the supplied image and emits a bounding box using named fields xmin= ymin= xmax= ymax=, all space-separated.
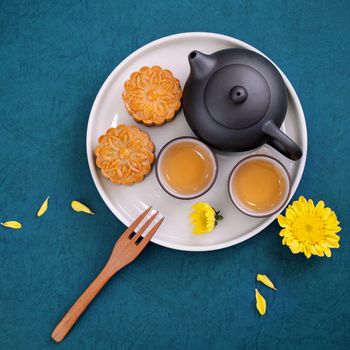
xmin=86 ymin=32 xmax=307 ymax=251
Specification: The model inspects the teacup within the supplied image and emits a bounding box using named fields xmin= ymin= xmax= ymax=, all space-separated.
xmin=228 ymin=155 xmax=291 ymax=217
xmin=155 ymin=137 xmax=218 ymax=199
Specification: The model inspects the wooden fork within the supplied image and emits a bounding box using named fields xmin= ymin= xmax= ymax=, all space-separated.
xmin=51 ymin=207 xmax=164 ymax=343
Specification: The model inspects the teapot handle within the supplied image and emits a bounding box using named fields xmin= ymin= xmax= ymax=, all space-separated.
xmin=263 ymin=121 xmax=303 ymax=160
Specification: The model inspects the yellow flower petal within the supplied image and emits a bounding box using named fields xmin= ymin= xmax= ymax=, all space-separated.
xmin=290 ymin=239 xmax=301 ymax=254
xmin=293 ymin=201 xmax=306 ymax=214
xmin=320 ymin=242 xmax=332 ymax=257
xmin=308 ymin=199 xmax=315 ymax=209
xmin=321 ymin=208 xmax=332 ymax=221
xmin=277 ymin=215 xmax=287 ymax=227
xmin=315 ymin=243 xmax=325 ymax=256
xmin=325 ymin=235 xmax=340 ymax=247
xmin=324 ymin=246 xmax=332 ymax=257
xmin=325 ymin=240 xmax=340 ymax=249
xmin=1 ymin=221 xmax=22 ymax=229
xmin=327 ymin=233 xmax=341 ymax=240
xmin=315 ymin=200 xmax=325 ymax=214
xmin=71 ymin=200 xmax=95 ymax=215
xmin=304 ymin=245 xmax=312 ymax=258
xmin=37 ymin=196 xmax=49 ymax=217
xmin=257 ymin=274 xmax=277 ymax=290
xmin=279 ymin=228 xmax=287 ymax=237
xmin=285 ymin=207 xmax=296 ymax=220
xmin=255 ymin=288 xmax=266 ymax=316
xmin=311 ymin=245 xmax=318 ymax=255
xmin=299 ymin=196 xmax=307 ymax=204
xmin=325 ymin=226 xmax=341 ymax=234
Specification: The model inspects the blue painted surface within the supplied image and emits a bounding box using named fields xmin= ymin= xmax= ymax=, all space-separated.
xmin=1 ymin=1 xmax=349 ymax=349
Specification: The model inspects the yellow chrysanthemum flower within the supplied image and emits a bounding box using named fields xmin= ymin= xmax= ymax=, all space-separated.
xmin=277 ymin=196 xmax=341 ymax=258
xmin=189 ymin=202 xmax=223 ymax=234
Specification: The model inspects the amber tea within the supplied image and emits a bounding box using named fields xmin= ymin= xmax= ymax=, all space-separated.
xmin=157 ymin=139 xmax=217 ymax=198
xmin=229 ymin=156 xmax=290 ymax=216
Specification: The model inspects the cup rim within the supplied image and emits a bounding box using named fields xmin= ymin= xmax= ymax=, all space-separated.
xmin=228 ymin=154 xmax=292 ymax=218
xmin=155 ymin=136 xmax=218 ymax=200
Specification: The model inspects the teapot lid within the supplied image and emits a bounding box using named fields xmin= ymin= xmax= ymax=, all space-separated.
xmin=205 ymin=64 xmax=271 ymax=129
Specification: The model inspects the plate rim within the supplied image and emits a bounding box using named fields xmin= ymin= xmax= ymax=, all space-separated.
xmin=86 ymin=32 xmax=308 ymax=252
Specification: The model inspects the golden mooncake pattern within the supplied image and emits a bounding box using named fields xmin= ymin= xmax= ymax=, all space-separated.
xmin=95 ymin=124 xmax=155 ymax=185
xmin=122 ymin=66 xmax=182 ymax=126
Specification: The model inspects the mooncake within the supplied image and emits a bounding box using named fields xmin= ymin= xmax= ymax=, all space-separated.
xmin=122 ymin=66 xmax=182 ymax=126
xmin=95 ymin=124 xmax=155 ymax=185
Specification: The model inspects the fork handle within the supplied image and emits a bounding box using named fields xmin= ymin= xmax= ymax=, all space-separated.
xmin=51 ymin=266 xmax=114 ymax=342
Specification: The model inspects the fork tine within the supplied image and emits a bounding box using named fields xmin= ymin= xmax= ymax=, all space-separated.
xmin=137 ymin=217 xmax=165 ymax=250
xmin=131 ymin=211 xmax=159 ymax=243
xmin=121 ymin=206 xmax=152 ymax=238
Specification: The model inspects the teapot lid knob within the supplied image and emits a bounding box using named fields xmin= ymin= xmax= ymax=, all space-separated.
xmin=229 ymin=86 xmax=247 ymax=104
xmin=205 ymin=64 xmax=271 ymax=130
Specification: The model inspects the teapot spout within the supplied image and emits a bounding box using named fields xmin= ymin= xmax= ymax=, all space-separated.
xmin=188 ymin=51 xmax=216 ymax=80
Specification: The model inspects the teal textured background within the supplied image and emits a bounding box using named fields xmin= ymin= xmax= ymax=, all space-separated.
xmin=1 ymin=0 xmax=349 ymax=349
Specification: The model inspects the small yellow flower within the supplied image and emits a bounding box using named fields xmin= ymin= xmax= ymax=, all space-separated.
xmin=189 ymin=202 xmax=223 ymax=234
xmin=277 ymin=196 xmax=341 ymax=258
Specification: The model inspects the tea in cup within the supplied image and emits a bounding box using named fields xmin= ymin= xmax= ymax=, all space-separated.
xmin=228 ymin=155 xmax=291 ymax=217
xmin=156 ymin=137 xmax=218 ymax=199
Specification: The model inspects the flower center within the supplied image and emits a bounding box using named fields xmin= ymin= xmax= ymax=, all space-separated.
xmin=293 ymin=213 xmax=325 ymax=243
xmin=305 ymin=223 xmax=313 ymax=232
xmin=146 ymin=89 xmax=159 ymax=101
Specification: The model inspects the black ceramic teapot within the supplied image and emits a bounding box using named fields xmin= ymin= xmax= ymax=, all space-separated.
xmin=182 ymin=48 xmax=303 ymax=160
